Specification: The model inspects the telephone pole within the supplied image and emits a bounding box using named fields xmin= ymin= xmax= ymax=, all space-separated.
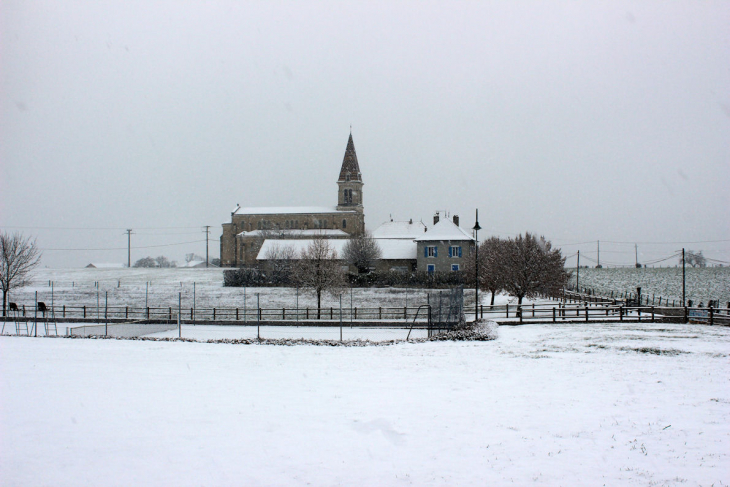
xmin=126 ymin=229 xmax=133 ymax=268
xmin=203 ymin=226 xmax=210 ymax=267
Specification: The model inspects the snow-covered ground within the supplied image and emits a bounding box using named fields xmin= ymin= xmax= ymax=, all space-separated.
xmin=1 ymin=322 xmax=728 ymax=486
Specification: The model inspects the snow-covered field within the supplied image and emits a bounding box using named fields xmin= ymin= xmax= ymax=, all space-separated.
xmin=2 ymin=322 xmax=728 ymax=486
xmin=14 ymin=267 xmax=446 ymax=311
xmin=570 ymin=267 xmax=730 ymax=305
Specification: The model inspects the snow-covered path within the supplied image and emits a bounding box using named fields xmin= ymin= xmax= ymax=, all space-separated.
xmin=1 ymin=323 xmax=728 ymax=486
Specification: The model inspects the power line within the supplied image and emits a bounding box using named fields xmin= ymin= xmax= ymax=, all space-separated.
xmin=0 ymin=225 xmax=204 ymax=231
xmin=41 ymin=239 xmax=207 ymax=251
xmin=557 ymin=239 xmax=730 ymax=246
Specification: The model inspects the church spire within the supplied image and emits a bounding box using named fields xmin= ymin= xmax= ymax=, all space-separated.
xmin=338 ymin=132 xmax=362 ymax=182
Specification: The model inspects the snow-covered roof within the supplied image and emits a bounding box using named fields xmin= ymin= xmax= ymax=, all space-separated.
xmin=415 ymin=218 xmax=475 ymax=242
xmin=181 ymin=260 xmax=207 ymax=268
xmin=234 ymin=206 xmax=356 ymax=216
xmin=85 ymin=263 xmax=126 ymax=269
xmin=372 ymin=220 xmax=427 ymax=239
xmin=256 ymin=239 xmax=349 ymax=260
xmin=375 ymin=239 xmax=417 ymax=260
xmin=238 ymin=229 xmax=348 ymax=238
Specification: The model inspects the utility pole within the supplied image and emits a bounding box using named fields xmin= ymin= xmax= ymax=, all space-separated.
xmin=203 ymin=226 xmax=210 ymax=267
xmin=682 ymin=248 xmax=686 ymax=307
xmin=596 ymin=240 xmax=601 ymax=268
xmin=126 ymin=229 xmax=133 ymax=268
xmin=576 ymin=250 xmax=580 ymax=293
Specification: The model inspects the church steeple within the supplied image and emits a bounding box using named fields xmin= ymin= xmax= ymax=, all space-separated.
xmin=337 ymin=132 xmax=364 ymax=220
xmin=338 ymin=133 xmax=362 ymax=182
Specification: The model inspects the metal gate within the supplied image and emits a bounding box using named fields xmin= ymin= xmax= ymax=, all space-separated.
xmin=427 ymin=286 xmax=464 ymax=336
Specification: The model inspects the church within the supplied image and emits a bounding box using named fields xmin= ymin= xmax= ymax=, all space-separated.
xmin=220 ymin=133 xmax=366 ymax=267
xmin=220 ymin=131 xmax=477 ymax=274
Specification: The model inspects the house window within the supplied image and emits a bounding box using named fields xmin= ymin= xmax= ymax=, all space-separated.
xmin=342 ymin=219 xmax=347 ymax=229
xmin=451 ymin=264 xmax=460 ymax=271
xmin=427 ymin=264 xmax=435 ymax=275
xmin=425 ymin=246 xmax=438 ymax=258
xmin=449 ymin=246 xmax=462 ymax=258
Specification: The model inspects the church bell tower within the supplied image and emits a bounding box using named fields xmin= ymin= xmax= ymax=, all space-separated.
xmin=337 ymin=132 xmax=365 ymax=234
xmin=337 ymin=132 xmax=364 ymax=212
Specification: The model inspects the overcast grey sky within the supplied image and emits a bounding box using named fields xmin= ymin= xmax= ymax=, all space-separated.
xmin=1 ymin=1 xmax=728 ymax=268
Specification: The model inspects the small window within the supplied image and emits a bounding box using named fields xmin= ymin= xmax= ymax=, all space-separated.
xmin=426 ymin=246 xmax=437 ymax=258
xmin=451 ymin=264 xmax=460 ymax=271
xmin=427 ymin=264 xmax=435 ymax=275
xmin=342 ymin=219 xmax=347 ymax=229
xmin=449 ymin=246 xmax=462 ymax=258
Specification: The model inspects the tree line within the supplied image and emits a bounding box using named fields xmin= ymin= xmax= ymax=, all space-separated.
xmin=463 ymin=233 xmax=570 ymax=307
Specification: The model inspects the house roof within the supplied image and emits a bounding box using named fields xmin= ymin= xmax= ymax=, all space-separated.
xmin=238 ymin=229 xmax=348 ymax=238
xmin=415 ymin=218 xmax=475 ymax=242
xmin=233 ymin=206 xmax=356 ymax=216
xmin=256 ymin=239 xmax=349 ymax=260
xmin=372 ymin=220 xmax=427 ymax=239
xmin=338 ymin=133 xmax=362 ymax=182
xmin=85 ymin=263 xmax=126 ymax=269
xmin=375 ymin=239 xmax=418 ymax=260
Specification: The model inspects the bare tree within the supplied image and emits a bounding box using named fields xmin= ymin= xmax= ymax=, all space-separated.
xmin=264 ymin=243 xmax=297 ymax=284
xmin=154 ymin=256 xmax=174 ymax=268
xmin=134 ymin=256 xmax=157 ymax=268
xmin=500 ymin=233 xmax=569 ymax=312
xmin=465 ymin=236 xmax=507 ymax=306
xmin=684 ymin=250 xmax=707 ymax=268
xmin=292 ymin=238 xmax=346 ymax=318
xmin=342 ymin=231 xmax=382 ymax=274
xmin=1 ymin=232 xmax=42 ymax=316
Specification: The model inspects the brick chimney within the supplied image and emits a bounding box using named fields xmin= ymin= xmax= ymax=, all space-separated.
xmin=453 ymin=215 xmax=459 ymax=227
xmin=433 ymin=212 xmax=440 ymax=225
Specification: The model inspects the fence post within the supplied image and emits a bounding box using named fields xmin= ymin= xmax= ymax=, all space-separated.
xmin=146 ymin=307 xmax=150 ymax=320
xmin=83 ymin=305 xmax=86 ymax=318
xmin=532 ymin=303 xmax=535 ymax=318
xmin=585 ymin=304 xmax=589 ymax=323
xmin=379 ymin=307 xmax=382 ymax=320
xmin=480 ymin=305 xmax=483 ymax=319
xmin=506 ymin=304 xmax=509 ymax=318
xmin=683 ymin=306 xmax=688 ymax=323
xmin=651 ymin=306 xmax=655 ymax=323
xmin=283 ymin=308 xmax=286 ymax=320
xmin=354 ymin=307 xmax=357 ymax=319
xmin=236 ymin=308 xmax=239 ymax=320
xmin=552 ymin=307 xmax=556 ymax=323
xmin=213 ymin=308 xmax=216 ymax=321
xmin=125 ymin=306 xmax=128 ymax=319
xmin=169 ymin=307 xmax=172 ymax=320
xmin=709 ymin=306 xmax=714 ymax=326
xmin=620 ymin=306 xmax=623 ymax=321
xmin=63 ymin=305 xmax=66 ymax=318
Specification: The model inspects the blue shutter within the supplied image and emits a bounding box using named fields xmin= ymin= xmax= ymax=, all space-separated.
xmin=434 ymin=246 xmax=438 ymax=258
xmin=448 ymin=246 xmax=452 ymax=258
xmin=459 ymin=247 xmax=462 ymax=258
xmin=424 ymin=246 xmax=428 ymax=258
